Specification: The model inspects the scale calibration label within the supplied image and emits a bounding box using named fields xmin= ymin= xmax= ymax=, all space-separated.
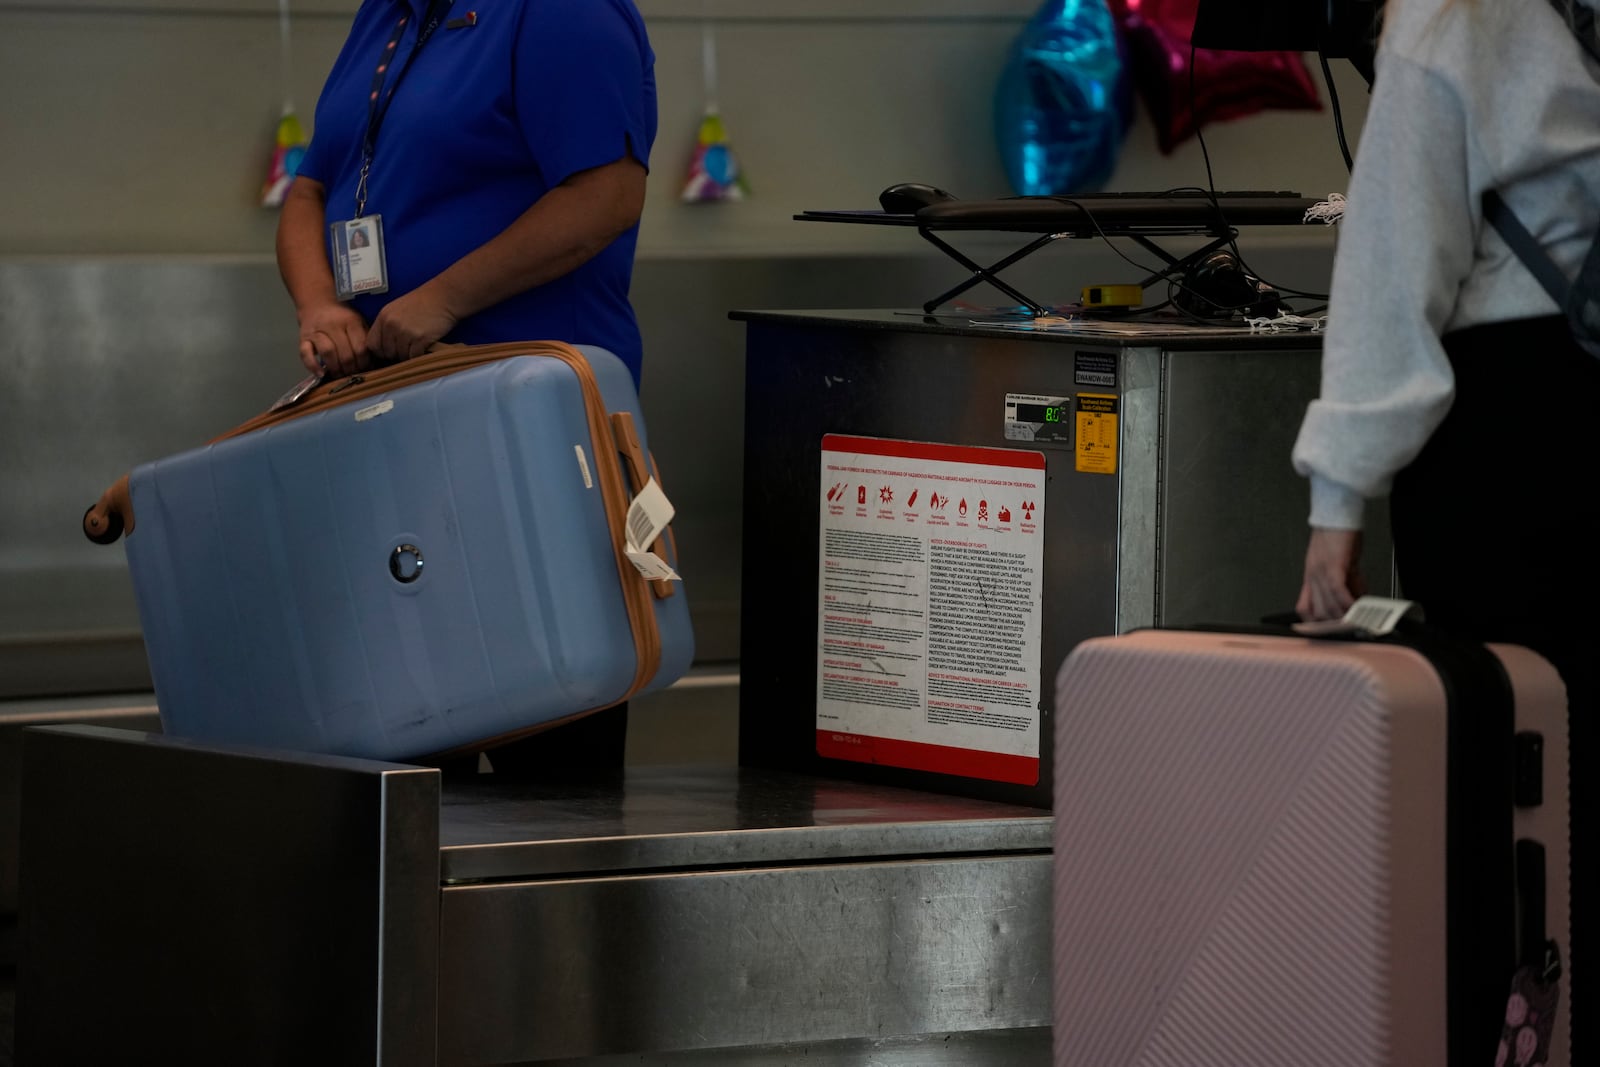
xmin=816 ymin=434 xmax=1047 ymax=785
xmin=1075 ymin=393 xmax=1119 ymax=474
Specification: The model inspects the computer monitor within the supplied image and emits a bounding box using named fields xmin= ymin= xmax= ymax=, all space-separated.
xmin=1191 ymin=0 xmax=1384 ymax=86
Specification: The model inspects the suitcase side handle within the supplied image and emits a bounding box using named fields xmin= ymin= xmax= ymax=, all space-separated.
xmin=83 ymin=474 xmax=133 ymax=544
xmin=610 ymin=411 xmax=676 ymax=601
xmin=649 ymin=452 xmax=681 ymax=576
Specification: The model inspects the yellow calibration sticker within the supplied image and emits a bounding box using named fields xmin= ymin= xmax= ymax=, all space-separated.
xmin=1075 ymin=393 xmax=1119 ymax=475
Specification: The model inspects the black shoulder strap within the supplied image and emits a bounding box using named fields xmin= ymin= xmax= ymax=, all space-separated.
xmin=1481 ymin=2 xmax=1600 ymax=306
xmin=1555 ymin=0 xmax=1600 ymax=65
xmin=1482 ymin=189 xmax=1573 ymax=305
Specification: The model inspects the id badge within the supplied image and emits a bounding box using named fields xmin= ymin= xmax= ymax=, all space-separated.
xmin=330 ymin=216 xmax=389 ymax=300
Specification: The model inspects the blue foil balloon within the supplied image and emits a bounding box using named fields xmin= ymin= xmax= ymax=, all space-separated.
xmin=996 ymin=0 xmax=1133 ymax=195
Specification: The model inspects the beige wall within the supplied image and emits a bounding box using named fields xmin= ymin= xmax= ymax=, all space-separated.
xmin=0 ymin=0 xmax=1369 ymax=257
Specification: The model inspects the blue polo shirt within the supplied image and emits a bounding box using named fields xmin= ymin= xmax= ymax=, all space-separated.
xmin=298 ymin=0 xmax=656 ymax=385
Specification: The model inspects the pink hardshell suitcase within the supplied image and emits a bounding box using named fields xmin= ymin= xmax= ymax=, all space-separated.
xmin=1052 ymin=628 xmax=1570 ymax=1067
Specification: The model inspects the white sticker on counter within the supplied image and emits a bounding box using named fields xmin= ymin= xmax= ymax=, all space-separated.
xmin=817 ymin=434 xmax=1046 ymax=785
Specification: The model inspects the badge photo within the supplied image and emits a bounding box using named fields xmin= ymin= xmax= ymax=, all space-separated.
xmin=330 ymin=215 xmax=389 ymax=300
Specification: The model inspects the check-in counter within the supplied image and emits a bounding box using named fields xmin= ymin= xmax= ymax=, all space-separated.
xmin=732 ymin=310 xmax=1392 ymax=809
xmin=16 ymin=726 xmax=1051 ymax=1066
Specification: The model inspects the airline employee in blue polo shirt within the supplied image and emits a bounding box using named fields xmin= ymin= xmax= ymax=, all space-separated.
xmin=274 ymin=0 xmax=656 ymax=774
xmin=276 ymin=0 xmax=657 ymax=389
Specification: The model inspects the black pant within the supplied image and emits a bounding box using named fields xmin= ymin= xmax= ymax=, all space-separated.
xmin=424 ymin=702 xmax=628 ymax=780
xmin=1391 ymin=315 xmax=1596 ymax=1056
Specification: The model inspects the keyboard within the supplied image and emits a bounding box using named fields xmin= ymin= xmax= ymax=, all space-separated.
xmin=1067 ymin=189 xmax=1302 ymax=199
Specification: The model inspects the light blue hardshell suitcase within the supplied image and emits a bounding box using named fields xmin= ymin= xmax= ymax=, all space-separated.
xmin=98 ymin=344 xmax=693 ymax=761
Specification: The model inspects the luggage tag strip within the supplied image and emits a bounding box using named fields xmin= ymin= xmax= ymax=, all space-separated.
xmin=1292 ymin=596 xmax=1423 ymax=638
xmin=625 ymin=479 xmax=682 ymax=582
xmin=269 ymin=369 xmax=325 ymax=412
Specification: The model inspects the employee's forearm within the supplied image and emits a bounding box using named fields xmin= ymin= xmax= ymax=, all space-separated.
xmin=276 ymin=178 xmax=340 ymax=313
xmin=428 ymin=163 xmax=644 ymax=321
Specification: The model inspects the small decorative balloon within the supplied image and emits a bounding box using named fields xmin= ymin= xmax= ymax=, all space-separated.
xmin=680 ymin=22 xmax=747 ymax=203
xmin=262 ymin=0 xmax=307 ymax=209
xmin=681 ymin=111 xmax=748 ymax=202
xmin=1110 ymin=0 xmax=1321 ymax=154
xmin=995 ymin=0 xmax=1134 ymax=196
xmin=260 ymin=110 xmax=307 ymax=209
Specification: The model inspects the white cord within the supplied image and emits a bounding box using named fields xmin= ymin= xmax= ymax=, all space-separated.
xmin=701 ymin=13 xmax=719 ymax=113
xmin=1304 ymin=192 xmax=1346 ymax=225
xmin=1247 ymin=310 xmax=1328 ymax=333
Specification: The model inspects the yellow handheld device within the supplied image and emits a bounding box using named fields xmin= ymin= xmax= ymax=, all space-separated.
xmin=1081 ymin=284 xmax=1143 ymax=309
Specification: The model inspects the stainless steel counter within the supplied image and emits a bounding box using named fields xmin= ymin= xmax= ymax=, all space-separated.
xmin=438 ymin=765 xmax=1049 ymax=882
xmin=16 ymin=725 xmax=1051 ymax=1065
xmin=0 ymin=695 xmax=160 ymax=968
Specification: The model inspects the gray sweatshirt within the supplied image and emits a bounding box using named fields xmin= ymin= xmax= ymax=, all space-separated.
xmin=1292 ymin=0 xmax=1600 ymax=529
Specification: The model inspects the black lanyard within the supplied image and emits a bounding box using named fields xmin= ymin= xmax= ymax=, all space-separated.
xmin=355 ymin=0 xmax=453 ymax=216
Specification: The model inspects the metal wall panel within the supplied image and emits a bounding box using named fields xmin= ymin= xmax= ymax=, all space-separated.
xmin=1 ymin=243 xmax=1344 ymax=697
xmin=0 ymin=253 xmax=1124 ymax=696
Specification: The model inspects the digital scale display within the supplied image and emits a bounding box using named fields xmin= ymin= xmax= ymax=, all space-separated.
xmin=1015 ymin=402 xmax=1070 ymax=424
xmin=1004 ymin=393 xmax=1073 ymax=446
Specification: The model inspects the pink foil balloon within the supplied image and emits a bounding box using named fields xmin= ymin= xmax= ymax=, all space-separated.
xmin=1111 ymin=0 xmax=1322 ymax=153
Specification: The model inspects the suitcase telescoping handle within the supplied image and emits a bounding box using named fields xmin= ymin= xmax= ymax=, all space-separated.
xmin=610 ymin=411 xmax=677 ymax=601
xmin=82 ymin=474 xmax=133 ymax=544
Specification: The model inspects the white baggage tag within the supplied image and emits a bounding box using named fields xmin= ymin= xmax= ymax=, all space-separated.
xmin=626 ymin=547 xmax=682 ymax=582
xmin=624 ymin=478 xmax=682 ymax=582
xmin=330 ymin=216 xmax=390 ymax=300
xmin=1292 ymin=596 xmax=1423 ymax=637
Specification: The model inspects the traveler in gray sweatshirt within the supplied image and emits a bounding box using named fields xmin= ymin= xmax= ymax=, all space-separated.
xmin=1292 ymin=0 xmax=1596 ymax=1050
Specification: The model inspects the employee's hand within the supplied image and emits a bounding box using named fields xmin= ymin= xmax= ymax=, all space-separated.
xmin=365 ymin=284 xmax=459 ymax=365
xmin=297 ymin=301 xmax=369 ymax=379
xmin=1297 ymin=526 xmax=1366 ymax=621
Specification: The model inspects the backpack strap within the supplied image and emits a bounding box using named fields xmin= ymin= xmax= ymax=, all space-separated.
xmin=1480 ymin=4 xmax=1600 ymax=359
xmin=1481 ymin=0 xmax=1600 ymax=303
xmin=1553 ymin=0 xmax=1600 ymax=65
xmin=1482 ymin=189 xmax=1572 ymax=306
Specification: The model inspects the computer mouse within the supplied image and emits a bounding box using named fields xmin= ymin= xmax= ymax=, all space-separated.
xmin=879 ymin=182 xmax=958 ymax=214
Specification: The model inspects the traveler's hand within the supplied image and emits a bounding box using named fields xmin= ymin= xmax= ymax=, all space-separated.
xmin=298 ymin=301 xmax=370 ymax=378
xmin=1297 ymin=526 xmax=1366 ymax=621
xmin=365 ymin=285 xmax=459 ymax=364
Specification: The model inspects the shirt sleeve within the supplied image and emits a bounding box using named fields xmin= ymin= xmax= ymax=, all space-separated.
xmin=512 ymin=0 xmax=656 ymax=186
xmin=1291 ymin=52 xmax=1477 ymax=530
xmin=296 ymin=112 xmax=337 ymax=187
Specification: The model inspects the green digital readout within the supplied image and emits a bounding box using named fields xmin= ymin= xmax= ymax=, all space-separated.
xmin=1016 ymin=402 xmax=1070 ymax=424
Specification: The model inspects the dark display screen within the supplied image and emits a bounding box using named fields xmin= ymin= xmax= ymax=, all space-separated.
xmin=1016 ymin=402 xmax=1070 ymax=424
